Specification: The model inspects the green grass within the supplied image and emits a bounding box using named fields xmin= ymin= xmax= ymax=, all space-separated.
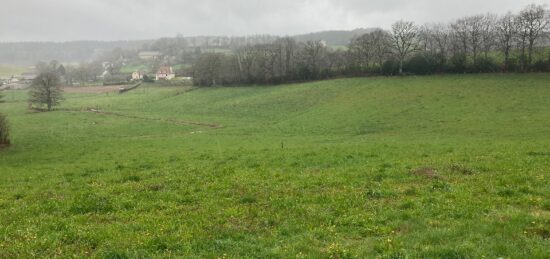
xmin=119 ymin=63 xmax=154 ymax=74
xmin=0 ymin=74 xmax=549 ymax=258
xmin=0 ymin=64 xmax=28 ymax=77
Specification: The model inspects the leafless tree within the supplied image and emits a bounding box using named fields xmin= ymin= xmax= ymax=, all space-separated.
xmin=480 ymin=14 xmax=498 ymax=58
xmin=276 ymin=37 xmax=298 ymax=80
xmin=431 ymin=23 xmax=452 ymax=62
xmin=464 ymin=15 xmax=484 ymax=64
xmin=390 ymin=20 xmax=419 ymax=74
xmin=370 ymin=30 xmax=392 ymax=69
xmin=451 ymin=18 xmax=470 ymax=57
xmin=300 ymin=40 xmax=326 ymax=78
xmin=496 ymin=12 xmax=519 ymax=71
xmin=349 ymin=34 xmax=373 ymax=70
xmin=518 ymin=4 xmax=549 ymax=67
xmin=235 ymin=46 xmax=257 ymax=83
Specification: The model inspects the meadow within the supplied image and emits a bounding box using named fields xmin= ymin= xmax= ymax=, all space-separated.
xmin=0 ymin=64 xmax=27 ymax=77
xmin=0 ymin=74 xmax=549 ymax=258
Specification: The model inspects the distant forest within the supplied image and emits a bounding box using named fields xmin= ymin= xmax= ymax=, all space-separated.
xmin=0 ymin=41 xmax=152 ymax=65
xmin=0 ymin=30 xmax=373 ymax=65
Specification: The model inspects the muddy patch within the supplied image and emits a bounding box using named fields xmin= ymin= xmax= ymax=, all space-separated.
xmin=63 ymin=85 xmax=123 ymax=94
xmin=410 ymin=167 xmax=440 ymax=179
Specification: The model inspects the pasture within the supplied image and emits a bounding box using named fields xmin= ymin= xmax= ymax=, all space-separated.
xmin=0 ymin=74 xmax=549 ymax=258
xmin=0 ymin=64 xmax=27 ymax=77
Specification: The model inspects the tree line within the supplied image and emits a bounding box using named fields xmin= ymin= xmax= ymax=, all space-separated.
xmin=192 ymin=4 xmax=550 ymax=87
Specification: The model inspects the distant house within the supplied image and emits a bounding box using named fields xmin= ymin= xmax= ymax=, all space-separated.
xmin=139 ymin=51 xmax=163 ymax=61
xmin=156 ymin=66 xmax=175 ymax=80
xmin=132 ymin=71 xmax=144 ymax=81
xmin=7 ymin=76 xmax=20 ymax=84
xmin=20 ymin=72 xmax=37 ymax=83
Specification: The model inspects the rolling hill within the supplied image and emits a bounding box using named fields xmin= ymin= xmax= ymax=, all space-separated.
xmin=0 ymin=74 xmax=549 ymax=257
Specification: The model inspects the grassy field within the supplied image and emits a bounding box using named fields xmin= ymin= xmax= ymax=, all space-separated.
xmin=0 ymin=64 xmax=28 ymax=77
xmin=0 ymin=74 xmax=549 ymax=258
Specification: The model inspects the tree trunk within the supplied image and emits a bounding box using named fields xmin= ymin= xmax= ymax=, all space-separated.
xmin=528 ymin=41 xmax=534 ymax=67
xmin=399 ymin=59 xmax=403 ymax=75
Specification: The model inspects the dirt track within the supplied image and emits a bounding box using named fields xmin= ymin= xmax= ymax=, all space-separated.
xmin=58 ymin=108 xmax=222 ymax=129
xmin=63 ymin=85 xmax=123 ymax=94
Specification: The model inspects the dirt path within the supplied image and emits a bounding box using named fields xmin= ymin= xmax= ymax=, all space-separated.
xmin=77 ymin=108 xmax=222 ymax=129
xmin=63 ymin=85 xmax=123 ymax=94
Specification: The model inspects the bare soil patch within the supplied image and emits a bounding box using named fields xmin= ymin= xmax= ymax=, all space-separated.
xmin=411 ymin=167 xmax=440 ymax=179
xmin=59 ymin=108 xmax=222 ymax=129
xmin=63 ymin=85 xmax=123 ymax=94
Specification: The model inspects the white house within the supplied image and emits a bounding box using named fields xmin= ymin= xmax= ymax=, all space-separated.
xmin=156 ymin=66 xmax=175 ymax=80
xmin=132 ymin=71 xmax=144 ymax=81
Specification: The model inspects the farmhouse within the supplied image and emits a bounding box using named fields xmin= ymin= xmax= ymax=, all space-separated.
xmin=131 ymin=71 xmax=145 ymax=81
xmin=156 ymin=66 xmax=175 ymax=80
xmin=20 ymin=72 xmax=37 ymax=83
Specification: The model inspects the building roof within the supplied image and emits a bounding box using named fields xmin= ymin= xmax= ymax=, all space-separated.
xmin=157 ymin=66 xmax=174 ymax=75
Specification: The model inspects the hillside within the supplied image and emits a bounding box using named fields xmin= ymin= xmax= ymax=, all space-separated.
xmin=293 ymin=28 xmax=378 ymax=46
xmin=0 ymin=29 xmax=377 ymax=65
xmin=0 ymin=40 xmax=153 ymax=65
xmin=0 ymin=75 xmax=549 ymax=257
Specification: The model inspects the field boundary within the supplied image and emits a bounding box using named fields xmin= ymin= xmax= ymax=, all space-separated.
xmin=118 ymin=82 xmax=142 ymax=94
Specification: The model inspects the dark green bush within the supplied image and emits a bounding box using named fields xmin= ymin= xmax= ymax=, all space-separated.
xmin=504 ymin=57 xmax=519 ymax=72
xmin=405 ymin=53 xmax=440 ymax=75
xmin=0 ymin=113 xmax=9 ymax=146
xmin=472 ymin=57 xmax=499 ymax=73
xmin=142 ymin=74 xmax=155 ymax=83
xmin=381 ymin=59 xmax=399 ymax=76
xmin=450 ymin=54 xmax=467 ymax=73
xmin=531 ymin=59 xmax=549 ymax=72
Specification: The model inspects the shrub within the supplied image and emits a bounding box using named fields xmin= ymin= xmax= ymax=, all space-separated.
xmin=142 ymin=74 xmax=155 ymax=83
xmin=405 ymin=53 xmax=441 ymax=75
xmin=449 ymin=54 xmax=467 ymax=73
xmin=0 ymin=113 xmax=9 ymax=146
xmin=531 ymin=59 xmax=549 ymax=72
xmin=472 ymin=57 xmax=499 ymax=73
xmin=504 ymin=57 xmax=520 ymax=72
xmin=381 ymin=59 xmax=400 ymax=76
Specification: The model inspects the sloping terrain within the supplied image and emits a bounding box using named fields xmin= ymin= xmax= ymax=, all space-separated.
xmin=0 ymin=74 xmax=549 ymax=258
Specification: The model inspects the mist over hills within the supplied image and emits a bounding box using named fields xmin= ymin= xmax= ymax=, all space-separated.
xmin=293 ymin=28 xmax=378 ymax=46
xmin=0 ymin=29 xmax=374 ymax=65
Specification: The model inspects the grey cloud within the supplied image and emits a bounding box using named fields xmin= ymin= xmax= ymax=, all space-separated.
xmin=0 ymin=0 xmax=545 ymax=42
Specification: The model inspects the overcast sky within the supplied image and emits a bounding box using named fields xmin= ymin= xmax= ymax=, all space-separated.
xmin=0 ymin=0 xmax=548 ymax=42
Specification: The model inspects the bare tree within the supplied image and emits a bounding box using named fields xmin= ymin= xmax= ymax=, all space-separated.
xmin=430 ymin=23 xmax=452 ymax=62
xmin=276 ymin=37 xmax=298 ymax=80
xmin=480 ymin=14 xmax=498 ymax=58
xmin=497 ymin=12 xmax=519 ymax=71
xmin=349 ymin=34 xmax=373 ymax=70
xmin=299 ymin=40 xmax=326 ymax=79
xmin=465 ymin=15 xmax=484 ymax=64
xmin=390 ymin=20 xmax=419 ymax=74
xmin=28 ymin=72 xmax=64 ymax=111
xmin=370 ymin=30 xmax=392 ymax=69
xmin=235 ymin=46 xmax=257 ymax=83
xmin=518 ymin=4 xmax=549 ymax=67
xmin=451 ymin=18 xmax=470 ymax=57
